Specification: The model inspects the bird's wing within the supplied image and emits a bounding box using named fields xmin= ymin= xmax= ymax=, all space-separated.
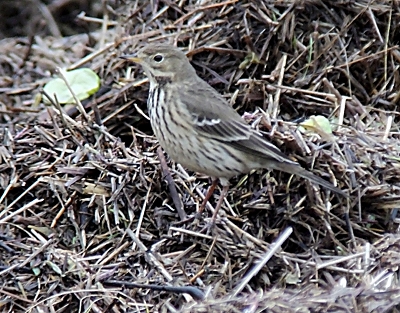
xmin=179 ymin=81 xmax=297 ymax=165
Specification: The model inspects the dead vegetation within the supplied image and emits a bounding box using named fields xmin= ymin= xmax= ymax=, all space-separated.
xmin=1 ymin=0 xmax=400 ymax=312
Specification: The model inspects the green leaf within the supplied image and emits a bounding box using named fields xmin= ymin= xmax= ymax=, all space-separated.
xmin=285 ymin=272 xmax=300 ymax=285
xmin=299 ymin=115 xmax=333 ymax=138
xmin=43 ymin=68 xmax=100 ymax=104
xmin=239 ymin=52 xmax=260 ymax=69
xmin=32 ymin=267 xmax=41 ymax=276
xmin=46 ymin=260 xmax=63 ymax=276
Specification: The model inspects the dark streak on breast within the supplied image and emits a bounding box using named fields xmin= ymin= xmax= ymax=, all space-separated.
xmin=155 ymin=76 xmax=172 ymax=87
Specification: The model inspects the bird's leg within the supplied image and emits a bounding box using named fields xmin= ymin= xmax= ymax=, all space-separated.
xmin=210 ymin=184 xmax=229 ymax=224
xmin=198 ymin=179 xmax=218 ymax=213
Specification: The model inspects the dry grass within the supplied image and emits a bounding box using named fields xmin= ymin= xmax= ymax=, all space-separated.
xmin=1 ymin=0 xmax=400 ymax=312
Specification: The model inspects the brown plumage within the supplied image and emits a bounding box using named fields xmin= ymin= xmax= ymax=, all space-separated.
xmin=122 ymin=44 xmax=347 ymax=219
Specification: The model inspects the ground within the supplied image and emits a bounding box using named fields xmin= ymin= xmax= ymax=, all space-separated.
xmin=1 ymin=1 xmax=400 ymax=312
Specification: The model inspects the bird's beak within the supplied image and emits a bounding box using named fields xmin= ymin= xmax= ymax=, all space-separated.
xmin=120 ymin=54 xmax=142 ymax=64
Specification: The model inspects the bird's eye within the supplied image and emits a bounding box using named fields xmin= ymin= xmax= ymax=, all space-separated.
xmin=153 ymin=54 xmax=164 ymax=63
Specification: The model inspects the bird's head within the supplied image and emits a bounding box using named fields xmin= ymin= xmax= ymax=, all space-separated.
xmin=122 ymin=44 xmax=196 ymax=84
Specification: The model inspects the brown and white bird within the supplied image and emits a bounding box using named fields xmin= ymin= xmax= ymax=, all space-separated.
xmin=122 ymin=44 xmax=346 ymax=221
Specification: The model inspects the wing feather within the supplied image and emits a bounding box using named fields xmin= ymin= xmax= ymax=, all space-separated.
xmin=178 ymin=80 xmax=298 ymax=165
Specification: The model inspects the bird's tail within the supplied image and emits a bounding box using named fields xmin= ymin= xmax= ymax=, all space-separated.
xmin=272 ymin=162 xmax=347 ymax=197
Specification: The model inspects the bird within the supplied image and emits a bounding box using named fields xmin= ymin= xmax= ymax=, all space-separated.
xmin=122 ymin=44 xmax=347 ymax=222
